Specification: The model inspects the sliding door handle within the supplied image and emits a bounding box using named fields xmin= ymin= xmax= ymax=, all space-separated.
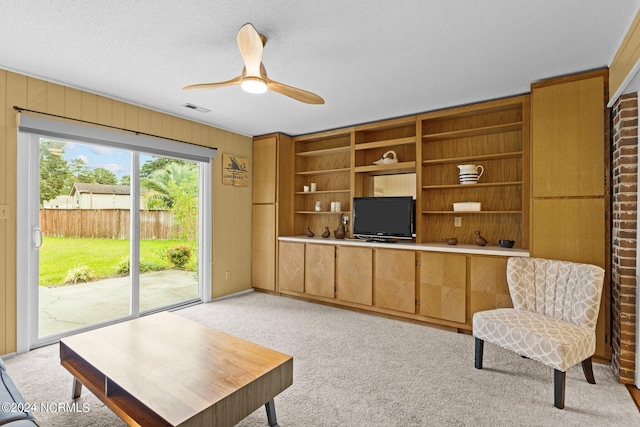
xmin=33 ymin=228 xmax=43 ymax=248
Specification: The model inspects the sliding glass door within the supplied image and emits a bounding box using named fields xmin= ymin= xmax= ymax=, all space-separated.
xmin=38 ymin=139 xmax=134 ymax=338
xmin=138 ymin=154 xmax=200 ymax=312
xmin=18 ymin=125 xmax=212 ymax=348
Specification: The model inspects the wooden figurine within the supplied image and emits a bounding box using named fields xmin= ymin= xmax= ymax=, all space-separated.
xmin=305 ymin=225 xmax=315 ymax=237
xmin=321 ymin=227 xmax=331 ymax=238
xmin=474 ymin=230 xmax=488 ymax=246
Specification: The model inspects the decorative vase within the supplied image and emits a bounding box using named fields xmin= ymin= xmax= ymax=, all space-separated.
xmin=334 ymin=214 xmax=346 ymax=239
xmin=321 ymin=227 xmax=331 ymax=238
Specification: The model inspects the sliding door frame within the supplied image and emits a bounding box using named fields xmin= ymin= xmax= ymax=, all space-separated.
xmin=16 ymin=117 xmax=214 ymax=352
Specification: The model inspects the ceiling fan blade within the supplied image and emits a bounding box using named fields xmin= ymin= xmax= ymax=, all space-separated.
xmin=182 ymin=75 xmax=242 ymax=90
xmin=237 ymin=23 xmax=264 ymax=77
xmin=266 ymin=78 xmax=325 ymax=104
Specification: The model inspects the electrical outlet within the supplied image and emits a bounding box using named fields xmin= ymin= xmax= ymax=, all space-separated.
xmin=454 ymin=217 xmax=461 ymax=227
xmin=225 ymin=271 xmax=231 ymax=280
xmin=0 ymin=205 xmax=8 ymax=220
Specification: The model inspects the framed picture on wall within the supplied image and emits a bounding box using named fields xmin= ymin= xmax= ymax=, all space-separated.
xmin=222 ymin=154 xmax=248 ymax=186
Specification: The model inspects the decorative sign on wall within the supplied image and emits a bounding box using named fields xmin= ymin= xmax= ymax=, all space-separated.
xmin=222 ymin=154 xmax=249 ymax=186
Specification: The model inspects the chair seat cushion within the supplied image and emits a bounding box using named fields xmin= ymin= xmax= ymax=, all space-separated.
xmin=473 ymin=308 xmax=595 ymax=371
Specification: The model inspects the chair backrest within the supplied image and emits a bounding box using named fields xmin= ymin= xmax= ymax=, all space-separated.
xmin=507 ymin=257 xmax=605 ymax=329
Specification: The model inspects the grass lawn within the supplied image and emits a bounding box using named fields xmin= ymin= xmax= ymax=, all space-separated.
xmin=39 ymin=237 xmax=196 ymax=287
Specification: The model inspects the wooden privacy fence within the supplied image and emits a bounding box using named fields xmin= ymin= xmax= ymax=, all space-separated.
xmin=40 ymin=209 xmax=181 ymax=240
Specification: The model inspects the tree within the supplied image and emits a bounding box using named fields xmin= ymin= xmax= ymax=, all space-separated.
xmin=39 ymin=140 xmax=70 ymax=205
xmin=140 ymin=156 xmax=188 ymax=178
xmin=141 ymin=161 xmax=199 ymax=242
xmin=141 ymin=162 xmax=198 ymax=209
xmin=91 ymin=168 xmax=118 ymax=185
xmin=120 ymin=175 xmax=131 ymax=186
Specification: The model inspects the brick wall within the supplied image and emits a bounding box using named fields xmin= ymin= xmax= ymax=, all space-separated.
xmin=611 ymin=92 xmax=638 ymax=384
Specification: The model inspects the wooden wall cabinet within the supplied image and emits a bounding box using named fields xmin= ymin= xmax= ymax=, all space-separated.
xmin=252 ymin=134 xmax=293 ymax=291
xmin=418 ymin=96 xmax=529 ymax=247
xmin=374 ymin=248 xmax=416 ymax=313
xmin=419 ymin=253 xmax=466 ymax=323
xmin=530 ymin=69 xmax=610 ymax=358
xmin=293 ymin=129 xmax=352 ymax=237
xmin=258 ymin=69 xmax=610 ymax=359
xmin=336 ymin=246 xmax=373 ymax=305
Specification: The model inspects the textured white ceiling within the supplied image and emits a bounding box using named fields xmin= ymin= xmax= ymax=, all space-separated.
xmin=1 ymin=1 xmax=638 ymax=137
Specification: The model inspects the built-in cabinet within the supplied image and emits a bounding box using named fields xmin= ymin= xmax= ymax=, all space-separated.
xmin=530 ymin=69 xmax=610 ymax=359
xmin=418 ymin=96 xmax=529 ymax=247
xmin=252 ymin=134 xmax=293 ymax=291
xmin=293 ymin=129 xmax=352 ymax=238
xmin=277 ymin=238 xmax=520 ymax=330
xmin=257 ymin=69 xmax=610 ymax=357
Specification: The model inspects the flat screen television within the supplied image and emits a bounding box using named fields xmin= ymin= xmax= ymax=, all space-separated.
xmin=352 ymin=196 xmax=415 ymax=241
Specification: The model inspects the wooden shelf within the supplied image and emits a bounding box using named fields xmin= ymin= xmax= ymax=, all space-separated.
xmin=422 ymin=211 xmax=522 ymax=214
xmin=422 ymin=151 xmax=522 ymax=165
xmin=295 ymin=167 xmax=351 ymax=176
xmin=295 ymin=211 xmax=352 ymax=215
xmin=422 ymin=181 xmax=522 ymax=190
xmin=354 ymin=136 xmax=416 ymax=151
xmin=422 ymin=122 xmax=522 ymax=142
xmin=296 ymin=146 xmax=350 ymax=157
xmin=354 ymin=161 xmax=416 ymax=175
xmin=295 ymin=189 xmax=351 ymax=195
xmin=293 ymin=127 xmax=353 ymax=143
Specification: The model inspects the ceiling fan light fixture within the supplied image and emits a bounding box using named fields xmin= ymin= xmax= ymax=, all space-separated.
xmin=241 ymin=77 xmax=268 ymax=94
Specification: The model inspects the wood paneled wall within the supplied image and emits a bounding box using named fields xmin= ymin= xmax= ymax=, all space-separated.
xmin=610 ymin=8 xmax=640 ymax=101
xmin=0 ymin=69 xmax=253 ymax=355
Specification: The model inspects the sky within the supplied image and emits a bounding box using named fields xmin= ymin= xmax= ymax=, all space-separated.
xmin=61 ymin=140 xmax=154 ymax=180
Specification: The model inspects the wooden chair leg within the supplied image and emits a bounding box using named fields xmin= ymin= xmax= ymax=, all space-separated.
xmin=474 ymin=337 xmax=484 ymax=369
xmin=554 ymin=369 xmax=565 ymax=409
xmin=582 ymin=357 xmax=596 ymax=384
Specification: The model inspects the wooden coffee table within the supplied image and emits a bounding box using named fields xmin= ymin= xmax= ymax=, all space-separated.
xmin=60 ymin=311 xmax=293 ymax=426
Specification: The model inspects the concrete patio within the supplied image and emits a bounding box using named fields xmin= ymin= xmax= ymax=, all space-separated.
xmin=39 ymin=269 xmax=199 ymax=338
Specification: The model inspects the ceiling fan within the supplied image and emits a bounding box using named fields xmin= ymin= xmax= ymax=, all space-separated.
xmin=183 ymin=23 xmax=324 ymax=105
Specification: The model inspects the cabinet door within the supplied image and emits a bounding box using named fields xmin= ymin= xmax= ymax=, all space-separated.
xmin=336 ymin=246 xmax=372 ymax=305
xmin=420 ymin=253 xmax=466 ymax=323
xmin=278 ymin=241 xmax=305 ymax=293
xmin=253 ymin=136 xmax=277 ymax=204
xmin=252 ymin=204 xmax=276 ymax=290
xmin=531 ymin=198 xmax=605 ymax=267
xmin=305 ymin=244 xmax=335 ymax=298
xmin=469 ymin=256 xmax=512 ymax=315
xmin=531 ymin=75 xmax=605 ymax=197
xmin=374 ymin=248 xmax=415 ymax=313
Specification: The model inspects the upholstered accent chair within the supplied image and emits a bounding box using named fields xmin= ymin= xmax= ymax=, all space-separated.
xmin=472 ymin=257 xmax=605 ymax=409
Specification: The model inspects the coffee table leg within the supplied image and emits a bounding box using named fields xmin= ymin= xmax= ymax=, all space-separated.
xmin=72 ymin=377 xmax=83 ymax=399
xmin=265 ymin=399 xmax=279 ymax=427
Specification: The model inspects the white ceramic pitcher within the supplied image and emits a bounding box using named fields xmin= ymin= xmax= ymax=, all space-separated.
xmin=457 ymin=164 xmax=484 ymax=184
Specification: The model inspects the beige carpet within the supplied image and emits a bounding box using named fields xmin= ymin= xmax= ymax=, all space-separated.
xmin=4 ymin=292 xmax=639 ymax=426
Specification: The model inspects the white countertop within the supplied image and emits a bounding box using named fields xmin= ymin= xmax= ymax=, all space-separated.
xmin=278 ymin=236 xmax=530 ymax=257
